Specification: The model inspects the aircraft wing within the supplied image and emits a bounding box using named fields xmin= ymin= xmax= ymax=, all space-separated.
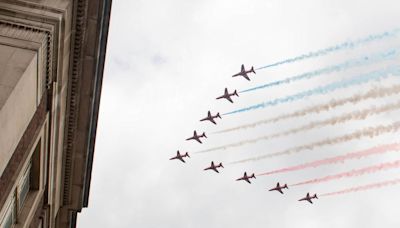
xmin=200 ymin=117 xmax=208 ymax=122
xmin=243 ymin=74 xmax=250 ymax=81
xmin=226 ymin=96 xmax=233 ymax=103
xmin=278 ymin=189 xmax=284 ymax=194
xmin=178 ymin=157 xmax=185 ymax=163
xmin=307 ymin=198 xmax=313 ymax=204
xmin=241 ymin=64 xmax=245 ymax=72
xmin=245 ymin=178 xmax=251 ymax=184
xmin=210 ymin=119 xmax=216 ymax=124
xmin=212 ymin=167 xmax=219 ymax=173
xmin=195 ymin=138 xmax=202 ymax=144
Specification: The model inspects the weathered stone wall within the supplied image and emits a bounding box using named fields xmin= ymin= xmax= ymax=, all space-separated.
xmin=0 ymin=46 xmax=37 ymax=175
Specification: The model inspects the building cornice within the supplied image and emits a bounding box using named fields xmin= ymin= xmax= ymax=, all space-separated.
xmin=62 ymin=0 xmax=88 ymax=207
xmin=63 ymin=0 xmax=112 ymax=212
xmin=0 ymin=9 xmax=56 ymax=92
xmin=82 ymin=0 xmax=112 ymax=207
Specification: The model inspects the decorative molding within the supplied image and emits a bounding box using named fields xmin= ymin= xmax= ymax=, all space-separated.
xmin=62 ymin=0 xmax=88 ymax=206
xmin=0 ymin=19 xmax=53 ymax=91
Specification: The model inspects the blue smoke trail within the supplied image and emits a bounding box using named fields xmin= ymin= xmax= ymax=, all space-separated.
xmin=241 ymin=48 xmax=399 ymax=93
xmin=224 ymin=65 xmax=400 ymax=115
xmin=256 ymin=28 xmax=400 ymax=70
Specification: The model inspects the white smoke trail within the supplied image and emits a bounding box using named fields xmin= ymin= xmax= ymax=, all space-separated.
xmin=202 ymin=102 xmax=400 ymax=154
xmin=230 ymin=121 xmax=400 ymax=164
xmin=258 ymin=100 xmax=400 ymax=141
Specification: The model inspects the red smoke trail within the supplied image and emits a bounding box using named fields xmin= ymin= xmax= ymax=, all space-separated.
xmin=257 ymin=143 xmax=400 ymax=176
xmin=291 ymin=160 xmax=400 ymax=186
xmin=320 ymin=178 xmax=400 ymax=197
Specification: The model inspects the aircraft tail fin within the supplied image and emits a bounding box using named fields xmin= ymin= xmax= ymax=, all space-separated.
xmin=185 ymin=152 xmax=190 ymax=158
xmin=220 ymin=162 xmax=224 ymax=168
xmin=251 ymin=173 xmax=256 ymax=179
xmin=202 ymin=132 xmax=207 ymax=138
xmin=234 ymin=90 xmax=239 ymax=97
xmin=216 ymin=113 xmax=221 ymax=119
xmin=314 ymin=194 xmax=318 ymax=199
xmin=251 ymin=66 xmax=256 ymax=74
xmin=284 ymin=184 xmax=288 ymax=189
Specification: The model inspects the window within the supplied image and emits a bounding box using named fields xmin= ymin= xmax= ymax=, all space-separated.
xmin=29 ymin=140 xmax=41 ymax=191
xmin=0 ymin=139 xmax=42 ymax=228
xmin=18 ymin=163 xmax=30 ymax=211
xmin=0 ymin=196 xmax=16 ymax=228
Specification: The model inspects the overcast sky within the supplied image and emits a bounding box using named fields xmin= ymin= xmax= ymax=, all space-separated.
xmin=78 ymin=1 xmax=400 ymax=227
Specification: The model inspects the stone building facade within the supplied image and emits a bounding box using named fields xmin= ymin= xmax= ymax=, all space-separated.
xmin=0 ymin=0 xmax=111 ymax=227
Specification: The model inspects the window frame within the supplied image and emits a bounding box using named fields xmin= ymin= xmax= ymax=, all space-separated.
xmin=0 ymin=116 xmax=49 ymax=228
xmin=0 ymin=196 xmax=15 ymax=228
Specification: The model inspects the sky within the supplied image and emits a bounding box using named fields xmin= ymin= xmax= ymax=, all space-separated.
xmin=78 ymin=1 xmax=400 ymax=227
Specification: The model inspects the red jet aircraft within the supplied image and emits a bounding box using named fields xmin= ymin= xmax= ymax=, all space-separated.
xmin=236 ymin=172 xmax=256 ymax=184
xmin=232 ymin=64 xmax=256 ymax=81
xmin=169 ymin=150 xmax=190 ymax=163
xmin=268 ymin=182 xmax=289 ymax=194
xmin=216 ymin=88 xmax=239 ymax=103
xmin=204 ymin=161 xmax=224 ymax=173
xmin=186 ymin=130 xmax=207 ymax=144
xmin=200 ymin=111 xmax=222 ymax=125
xmin=298 ymin=193 xmax=318 ymax=204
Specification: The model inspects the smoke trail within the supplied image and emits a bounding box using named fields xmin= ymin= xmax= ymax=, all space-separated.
xmin=256 ymin=28 xmax=400 ymax=70
xmin=292 ymin=160 xmax=400 ymax=186
xmin=258 ymin=143 xmax=400 ymax=176
xmin=199 ymin=121 xmax=400 ymax=155
xmin=230 ymin=121 xmax=400 ymax=164
xmin=242 ymin=48 xmax=398 ymax=93
xmin=216 ymin=84 xmax=400 ymax=134
xmin=206 ymin=102 xmax=400 ymax=153
xmin=255 ymin=100 xmax=400 ymax=141
xmin=320 ymin=178 xmax=400 ymax=197
xmin=224 ymin=65 xmax=400 ymax=115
